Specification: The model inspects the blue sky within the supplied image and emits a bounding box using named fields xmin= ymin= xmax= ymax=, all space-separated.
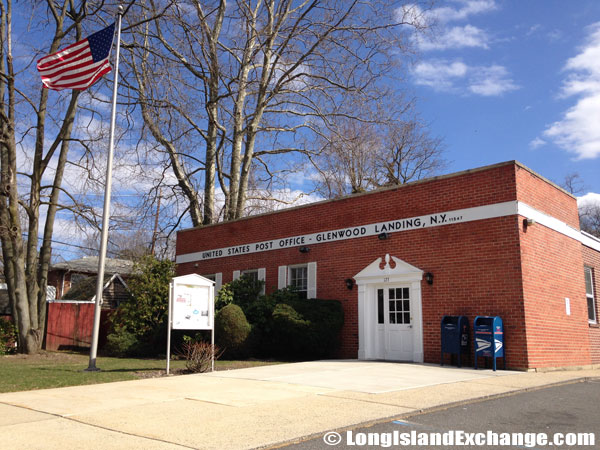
xmin=407 ymin=0 xmax=600 ymax=201
xmin=21 ymin=1 xmax=600 ymax=261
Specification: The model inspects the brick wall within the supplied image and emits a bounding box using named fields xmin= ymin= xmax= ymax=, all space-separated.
xmin=516 ymin=166 xmax=593 ymax=368
xmin=176 ymin=162 xmax=519 ymax=258
xmin=518 ymin=221 xmax=591 ymax=368
xmin=175 ymin=161 xmax=596 ymax=369
xmin=514 ymin=165 xmax=580 ymax=228
xmin=582 ymin=245 xmax=600 ymax=365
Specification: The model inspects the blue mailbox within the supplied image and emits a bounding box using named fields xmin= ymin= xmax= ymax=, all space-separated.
xmin=474 ymin=316 xmax=505 ymax=371
xmin=440 ymin=315 xmax=469 ymax=367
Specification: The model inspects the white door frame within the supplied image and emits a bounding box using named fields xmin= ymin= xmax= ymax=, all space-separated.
xmin=354 ymin=254 xmax=424 ymax=362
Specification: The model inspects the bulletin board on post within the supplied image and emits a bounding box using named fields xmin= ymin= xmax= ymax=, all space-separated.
xmin=166 ymin=274 xmax=215 ymax=374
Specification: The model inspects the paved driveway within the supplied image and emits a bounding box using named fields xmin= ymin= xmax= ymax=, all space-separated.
xmin=207 ymin=360 xmax=518 ymax=394
xmin=1 ymin=360 xmax=595 ymax=450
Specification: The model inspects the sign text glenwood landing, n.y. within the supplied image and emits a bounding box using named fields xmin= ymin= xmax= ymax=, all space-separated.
xmin=176 ymin=201 xmax=518 ymax=264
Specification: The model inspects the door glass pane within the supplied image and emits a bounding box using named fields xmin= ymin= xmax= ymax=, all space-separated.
xmin=396 ymin=288 xmax=402 ymax=299
xmin=377 ymin=289 xmax=384 ymax=324
xmin=404 ymin=312 xmax=410 ymax=324
xmin=389 ymin=300 xmax=395 ymax=311
xmin=403 ymin=300 xmax=410 ymax=312
xmin=388 ymin=288 xmax=395 ymax=299
xmin=403 ymin=288 xmax=410 ymax=298
xmin=389 ymin=313 xmax=396 ymax=324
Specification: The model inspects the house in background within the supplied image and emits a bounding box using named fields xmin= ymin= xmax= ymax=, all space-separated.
xmin=45 ymin=256 xmax=135 ymax=351
xmin=48 ymin=256 xmax=134 ymax=307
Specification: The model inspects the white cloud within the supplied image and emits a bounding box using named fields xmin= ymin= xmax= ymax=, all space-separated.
xmin=468 ymin=65 xmax=518 ymax=96
xmin=399 ymin=1 xmax=496 ymax=28
xmin=428 ymin=0 xmax=497 ymax=24
xmin=542 ymin=22 xmax=600 ymax=159
xmin=413 ymin=59 xmax=517 ymax=96
xmin=526 ymin=24 xmax=542 ymax=36
xmin=529 ymin=137 xmax=546 ymax=149
xmin=578 ymin=192 xmax=600 ymax=208
xmin=418 ymin=25 xmax=489 ymax=51
xmin=413 ymin=60 xmax=468 ymax=90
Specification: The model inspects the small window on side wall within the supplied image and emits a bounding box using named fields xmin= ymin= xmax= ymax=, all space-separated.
xmin=585 ymin=267 xmax=596 ymax=324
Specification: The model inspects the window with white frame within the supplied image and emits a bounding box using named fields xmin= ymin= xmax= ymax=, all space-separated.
xmin=289 ymin=265 xmax=308 ymax=299
xmin=240 ymin=268 xmax=265 ymax=294
xmin=241 ymin=269 xmax=259 ymax=283
xmin=279 ymin=263 xmax=316 ymax=299
xmin=585 ymin=267 xmax=596 ymax=323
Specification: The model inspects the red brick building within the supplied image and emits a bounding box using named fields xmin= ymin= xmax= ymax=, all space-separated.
xmin=175 ymin=161 xmax=600 ymax=370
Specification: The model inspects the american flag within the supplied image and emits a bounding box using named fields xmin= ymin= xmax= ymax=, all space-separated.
xmin=37 ymin=24 xmax=115 ymax=91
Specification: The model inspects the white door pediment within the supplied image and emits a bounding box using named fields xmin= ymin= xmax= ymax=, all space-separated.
xmin=354 ymin=254 xmax=423 ymax=285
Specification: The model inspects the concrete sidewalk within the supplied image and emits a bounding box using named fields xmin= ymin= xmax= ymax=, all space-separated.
xmin=1 ymin=361 xmax=598 ymax=450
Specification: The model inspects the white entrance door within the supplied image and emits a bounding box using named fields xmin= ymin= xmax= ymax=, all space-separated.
xmin=355 ymin=254 xmax=424 ymax=362
xmin=377 ymin=286 xmax=414 ymax=361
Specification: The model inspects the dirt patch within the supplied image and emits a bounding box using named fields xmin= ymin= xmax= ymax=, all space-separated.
xmin=131 ymin=362 xmax=280 ymax=379
xmin=2 ymin=350 xmax=86 ymax=364
xmin=133 ymin=369 xmax=169 ymax=379
xmin=132 ymin=368 xmax=204 ymax=379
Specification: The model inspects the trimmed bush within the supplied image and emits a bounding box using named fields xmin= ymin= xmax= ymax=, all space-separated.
xmin=215 ymin=304 xmax=251 ymax=358
xmin=270 ymin=298 xmax=344 ymax=360
xmin=215 ymin=284 xmax=344 ymax=360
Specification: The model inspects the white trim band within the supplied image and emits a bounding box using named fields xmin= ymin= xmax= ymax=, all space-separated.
xmin=517 ymin=203 xmax=600 ymax=252
xmin=176 ymin=200 xmax=600 ymax=264
xmin=177 ymin=201 xmax=518 ymax=263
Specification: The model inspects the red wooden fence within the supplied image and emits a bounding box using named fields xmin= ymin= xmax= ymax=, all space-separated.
xmin=45 ymin=302 xmax=111 ymax=351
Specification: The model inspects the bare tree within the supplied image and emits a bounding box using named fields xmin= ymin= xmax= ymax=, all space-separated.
xmin=562 ymin=172 xmax=586 ymax=196
xmin=580 ymin=204 xmax=600 ymax=238
xmin=312 ymin=95 xmax=445 ymax=198
xmin=0 ymin=0 xmax=108 ymax=353
xmin=120 ymin=0 xmax=430 ymax=228
xmin=559 ymin=173 xmax=600 ymax=238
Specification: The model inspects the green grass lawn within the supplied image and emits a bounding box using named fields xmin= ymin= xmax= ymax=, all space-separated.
xmin=0 ymin=352 xmax=281 ymax=393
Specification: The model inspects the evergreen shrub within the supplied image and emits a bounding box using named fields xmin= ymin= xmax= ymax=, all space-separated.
xmin=215 ymin=303 xmax=251 ymax=358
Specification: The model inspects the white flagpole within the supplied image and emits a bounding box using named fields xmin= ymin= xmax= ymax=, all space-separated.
xmin=86 ymin=6 xmax=124 ymax=371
